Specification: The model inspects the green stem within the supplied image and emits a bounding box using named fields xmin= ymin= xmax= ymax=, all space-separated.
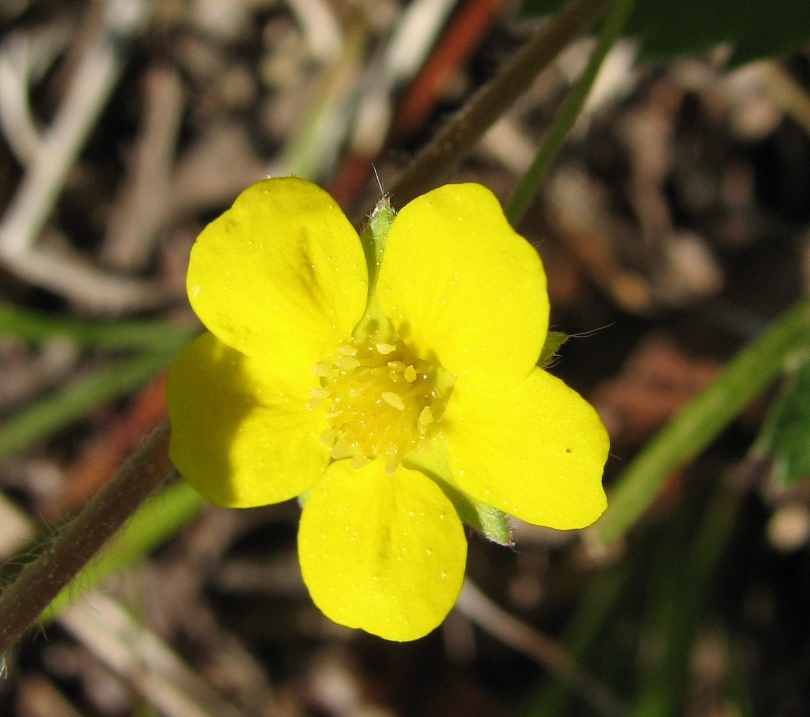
xmin=388 ymin=0 xmax=614 ymax=207
xmin=595 ymin=297 xmax=810 ymax=545
xmin=0 ymin=422 xmax=174 ymax=658
xmin=505 ymin=0 xmax=635 ymax=226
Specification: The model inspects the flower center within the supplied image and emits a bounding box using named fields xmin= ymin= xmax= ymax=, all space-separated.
xmin=309 ymin=340 xmax=450 ymax=475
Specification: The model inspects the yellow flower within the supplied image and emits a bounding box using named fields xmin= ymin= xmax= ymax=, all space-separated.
xmin=166 ymin=177 xmax=608 ymax=641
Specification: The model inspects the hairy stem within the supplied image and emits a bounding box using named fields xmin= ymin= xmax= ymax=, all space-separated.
xmin=388 ymin=0 xmax=614 ymax=206
xmin=0 ymin=422 xmax=173 ymax=658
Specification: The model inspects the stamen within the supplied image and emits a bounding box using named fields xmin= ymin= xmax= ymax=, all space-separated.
xmin=330 ymin=439 xmax=352 ymax=459
xmin=334 ymin=356 xmax=361 ymax=369
xmin=381 ymin=392 xmax=405 ymax=410
xmin=385 ymin=454 xmax=400 ymax=476
xmin=351 ymin=453 xmax=371 ymax=469
xmin=319 ymin=428 xmax=339 ymax=446
xmin=309 ymin=337 xmax=452 ymax=471
xmin=312 ymin=362 xmax=330 ymax=377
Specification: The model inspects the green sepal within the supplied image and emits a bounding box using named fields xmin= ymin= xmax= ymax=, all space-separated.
xmin=433 ymin=476 xmax=513 ymax=546
xmin=453 ymin=491 xmax=513 ymax=546
xmin=354 ymin=195 xmax=397 ymax=343
xmin=359 ymin=194 xmax=396 ymax=287
xmin=755 ymin=348 xmax=810 ymax=487
xmin=403 ymin=435 xmax=513 ymax=546
xmin=538 ymin=330 xmax=568 ymax=368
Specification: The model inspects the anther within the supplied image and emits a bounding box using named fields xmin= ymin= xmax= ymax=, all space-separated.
xmin=381 ymin=392 xmax=405 ymax=410
xmin=351 ymin=454 xmax=371 ymax=469
xmin=334 ymin=356 xmax=361 ymax=369
xmin=312 ymin=362 xmax=330 ymax=377
xmin=319 ymin=428 xmax=339 ymax=446
xmin=385 ymin=454 xmax=400 ymax=476
xmin=330 ymin=440 xmax=352 ymax=459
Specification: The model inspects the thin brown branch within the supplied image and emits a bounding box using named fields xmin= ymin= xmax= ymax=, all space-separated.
xmin=0 ymin=422 xmax=173 ymax=659
xmin=388 ymin=0 xmax=613 ymax=206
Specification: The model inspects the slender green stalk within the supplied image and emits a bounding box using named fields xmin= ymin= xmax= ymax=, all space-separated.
xmin=0 ymin=350 xmax=176 ymax=460
xmin=0 ymin=302 xmax=196 ymax=351
xmin=628 ymin=482 xmax=739 ymax=717
xmin=505 ymin=0 xmax=635 ymax=226
xmin=388 ymin=0 xmax=614 ymax=207
xmin=0 ymin=423 xmax=174 ymax=658
xmin=595 ymin=297 xmax=810 ymax=545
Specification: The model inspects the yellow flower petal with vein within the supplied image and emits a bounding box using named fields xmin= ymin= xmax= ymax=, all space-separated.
xmin=443 ymin=368 xmax=609 ymax=529
xmin=377 ymin=183 xmax=549 ymax=391
xmin=167 ymin=332 xmax=328 ymax=507
xmin=187 ymin=177 xmax=368 ymax=370
xmin=168 ymin=176 xmax=610 ymax=641
xmin=298 ymin=459 xmax=467 ymax=641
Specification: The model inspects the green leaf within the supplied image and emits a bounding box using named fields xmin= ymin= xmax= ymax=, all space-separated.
xmin=596 ymin=297 xmax=810 ymax=545
xmin=0 ymin=350 xmax=177 ymax=460
xmin=755 ymin=349 xmax=810 ymax=487
xmin=517 ymin=0 xmax=810 ymax=64
xmin=0 ymin=302 xmax=196 ymax=351
xmin=0 ymin=304 xmax=196 ymax=459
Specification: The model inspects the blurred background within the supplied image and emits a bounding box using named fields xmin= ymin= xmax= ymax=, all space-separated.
xmin=1 ymin=0 xmax=810 ymax=715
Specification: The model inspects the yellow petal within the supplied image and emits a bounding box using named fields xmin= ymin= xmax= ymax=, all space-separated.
xmin=377 ymin=183 xmax=549 ymax=391
xmin=166 ymin=332 xmax=328 ymax=507
xmin=442 ymin=368 xmax=609 ymax=529
xmin=187 ymin=177 xmax=368 ymax=369
xmin=403 ymin=434 xmax=512 ymax=545
xmin=298 ymin=459 xmax=467 ymax=641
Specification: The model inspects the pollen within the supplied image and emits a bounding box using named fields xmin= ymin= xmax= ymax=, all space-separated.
xmin=311 ymin=339 xmax=451 ymax=474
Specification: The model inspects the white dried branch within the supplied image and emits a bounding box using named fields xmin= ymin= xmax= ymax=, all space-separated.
xmin=758 ymin=60 xmax=810 ymax=137
xmin=0 ymin=34 xmax=43 ymax=165
xmin=349 ymin=0 xmax=458 ymax=156
xmin=0 ymin=22 xmax=74 ymax=165
xmin=0 ymin=0 xmax=152 ymax=258
xmin=456 ymin=579 xmax=625 ymax=717
xmin=285 ymin=0 xmax=343 ymax=61
xmin=1 ymin=239 xmax=168 ymax=314
xmin=102 ymin=66 xmax=185 ymax=271
xmin=59 ymin=591 xmax=250 ymax=717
